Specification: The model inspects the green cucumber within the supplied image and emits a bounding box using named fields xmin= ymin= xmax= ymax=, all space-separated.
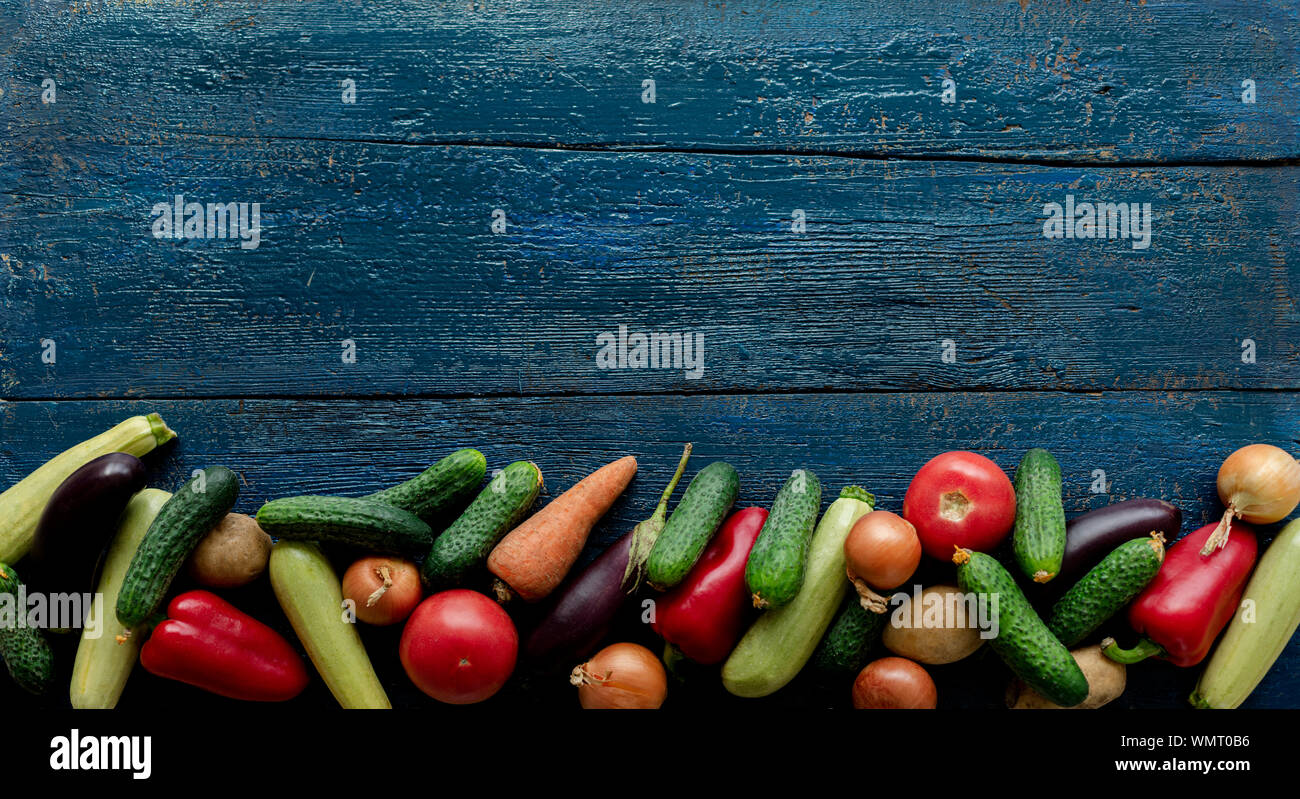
xmin=954 ymin=547 xmax=1088 ymax=707
xmin=367 ymin=448 xmax=486 ymax=521
xmin=421 ymin=461 xmax=543 ymax=589
xmin=270 ymin=541 xmax=390 ymax=709
xmin=256 ymin=495 xmax=433 ymax=554
xmin=723 ymin=486 xmax=874 ymax=698
xmin=117 ymin=466 xmax=239 ymax=628
xmin=1012 ymin=448 xmax=1066 ymax=583
xmin=71 ymin=488 xmax=171 ymax=708
xmin=1047 ymin=534 xmax=1165 ymax=648
xmin=0 ymin=562 xmax=55 ymax=694
xmin=646 ymin=461 xmax=740 ymax=590
xmin=0 ymin=413 xmax=176 ymax=563
xmin=813 ymin=592 xmax=885 ymax=675
xmin=745 ymin=469 xmax=823 ymax=609
xmin=1192 ymin=518 xmax=1300 ymax=709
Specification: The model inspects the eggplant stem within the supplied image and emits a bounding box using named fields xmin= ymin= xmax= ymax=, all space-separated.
xmin=621 ymin=443 xmax=693 ymax=592
xmin=1200 ymin=506 xmax=1236 ymax=555
xmin=656 ymin=444 xmax=693 ymax=507
xmin=1101 ymin=636 xmax=1164 ymax=664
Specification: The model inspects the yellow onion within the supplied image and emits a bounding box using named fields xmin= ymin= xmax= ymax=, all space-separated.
xmin=570 ymin=642 xmax=666 ymax=709
xmin=1204 ymin=444 xmax=1300 ymax=554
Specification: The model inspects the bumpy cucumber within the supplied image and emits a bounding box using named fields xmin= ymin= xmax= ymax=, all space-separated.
xmin=270 ymin=541 xmax=390 ymax=709
xmin=117 ymin=466 xmax=239 ymax=628
xmin=646 ymin=461 xmax=740 ymax=590
xmin=1047 ymin=535 xmax=1165 ymax=648
xmin=1012 ymin=448 xmax=1066 ymax=583
xmin=954 ymin=547 xmax=1088 ymax=707
xmin=256 ymin=495 xmax=433 ymax=554
xmin=421 ymin=461 xmax=543 ymax=589
xmin=71 ymin=488 xmax=171 ymax=708
xmin=723 ymin=486 xmax=873 ymax=697
xmin=745 ymin=469 xmax=822 ymax=609
xmin=367 ymin=448 xmax=486 ymax=521
xmin=0 ymin=413 xmax=175 ymax=563
xmin=813 ymin=592 xmax=885 ymax=675
xmin=0 ymin=563 xmax=55 ymax=694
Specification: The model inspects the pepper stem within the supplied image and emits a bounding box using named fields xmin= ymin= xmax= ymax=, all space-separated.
xmin=662 ymin=642 xmax=688 ymax=681
xmin=1101 ymin=636 xmax=1164 ymax=664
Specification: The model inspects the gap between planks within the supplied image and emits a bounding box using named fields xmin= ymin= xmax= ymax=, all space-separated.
xmin=60 ymin=130 xmax=1300 ymax=170
xmin=3 ymin=386 xmax=1300 ymax=404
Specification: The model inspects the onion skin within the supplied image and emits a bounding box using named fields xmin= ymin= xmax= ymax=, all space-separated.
xmin=342 ymin=557 xmax=423 ymax=626
xmin=844 ymin=511 xmax=921 ymax=611
xmin=571 ymin=642 xmax=667 ymax=709
xmin=1206 ymin=444 xmax=1300 ymax=554
xmin=851 ymin=657 xmax=937 ymax=709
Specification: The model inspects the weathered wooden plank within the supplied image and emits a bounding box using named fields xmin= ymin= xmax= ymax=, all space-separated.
xmin=5 ymin=0 xmax=1297 ymax=161
xmin=2 ymin=142 xmax=1296 ymax=397
xmin=0 ymin=391 xmax=1296 ymax=708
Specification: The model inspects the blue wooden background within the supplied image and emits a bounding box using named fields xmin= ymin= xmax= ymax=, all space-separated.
xmin=1 ymin=0 xmax=1297 ymax=709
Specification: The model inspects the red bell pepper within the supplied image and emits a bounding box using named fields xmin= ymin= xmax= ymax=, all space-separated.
xmin=652 ymin=506 xmax=767 ymax=665
xmin=141 ymin=590 xmax=309 ymax=701
xmin=1103 ymin=522 xmax=1257 ymax=668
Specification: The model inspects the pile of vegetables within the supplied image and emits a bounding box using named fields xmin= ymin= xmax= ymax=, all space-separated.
xmin=2 ymin=416 xmax=1299 ymax=711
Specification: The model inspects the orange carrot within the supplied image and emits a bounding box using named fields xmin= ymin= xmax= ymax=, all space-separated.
xmin=488 ymin=455 xmax=637 ymax=602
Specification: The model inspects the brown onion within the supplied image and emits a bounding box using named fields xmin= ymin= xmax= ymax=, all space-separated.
xmin=342 ymin=557 xmax=423 ymax=626
xmin=844 ymin=511 xmax=921 ymax=613
xmin=1204 ymin=444 xmax=1300 ymax=554
xmin=852 ymin=657 xmax=937 ymax=709
xmin=571 ymin=642 xmax=667 ymax=709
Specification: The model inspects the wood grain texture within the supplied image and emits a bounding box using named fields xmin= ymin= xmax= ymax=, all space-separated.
xmin=4 ymin=0 xmax=1297 ymax=161
xmin=3 ymin=141 xmax=1296 ymax=397
xmin=3 ymin=0 xmax=1297 ymax=714
xmin=0 ymin=391 xmax=1295 ymax=708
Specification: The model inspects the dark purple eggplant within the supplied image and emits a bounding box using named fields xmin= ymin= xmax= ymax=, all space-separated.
xmin=1059 ymin=498 xmax=1181 ymax=581
xmin=29 ymin=452 xmax=147 ymax=596
xmin=523 ymin=531 xmax=635 ymax=667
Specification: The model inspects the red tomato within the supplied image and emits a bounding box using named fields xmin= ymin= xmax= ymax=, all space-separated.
xmin=399 ymin=590 xmax=518 ymax=704
xmin=902 ymin=451 xmax=1016 ymax=560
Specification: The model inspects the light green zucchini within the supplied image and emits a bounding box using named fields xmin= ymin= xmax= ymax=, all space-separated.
xmin=1191 ymin=518 xmax=1300 ymax=709
xmin=70 ymin=488 xmax=170 ymax=709
xmin=269 ymin=541 xmax=390 ymax=709
xmin=722 ymin=487 xmax=874 ymax=698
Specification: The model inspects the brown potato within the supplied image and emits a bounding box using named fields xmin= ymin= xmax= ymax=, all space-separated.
xmin=186 ymin=513 xmax=272 ymax=589
xmin=881 ymin=584 xmax=985 ymax=664
xmin=1007 ymin=645 xmax=1126 ymax=709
